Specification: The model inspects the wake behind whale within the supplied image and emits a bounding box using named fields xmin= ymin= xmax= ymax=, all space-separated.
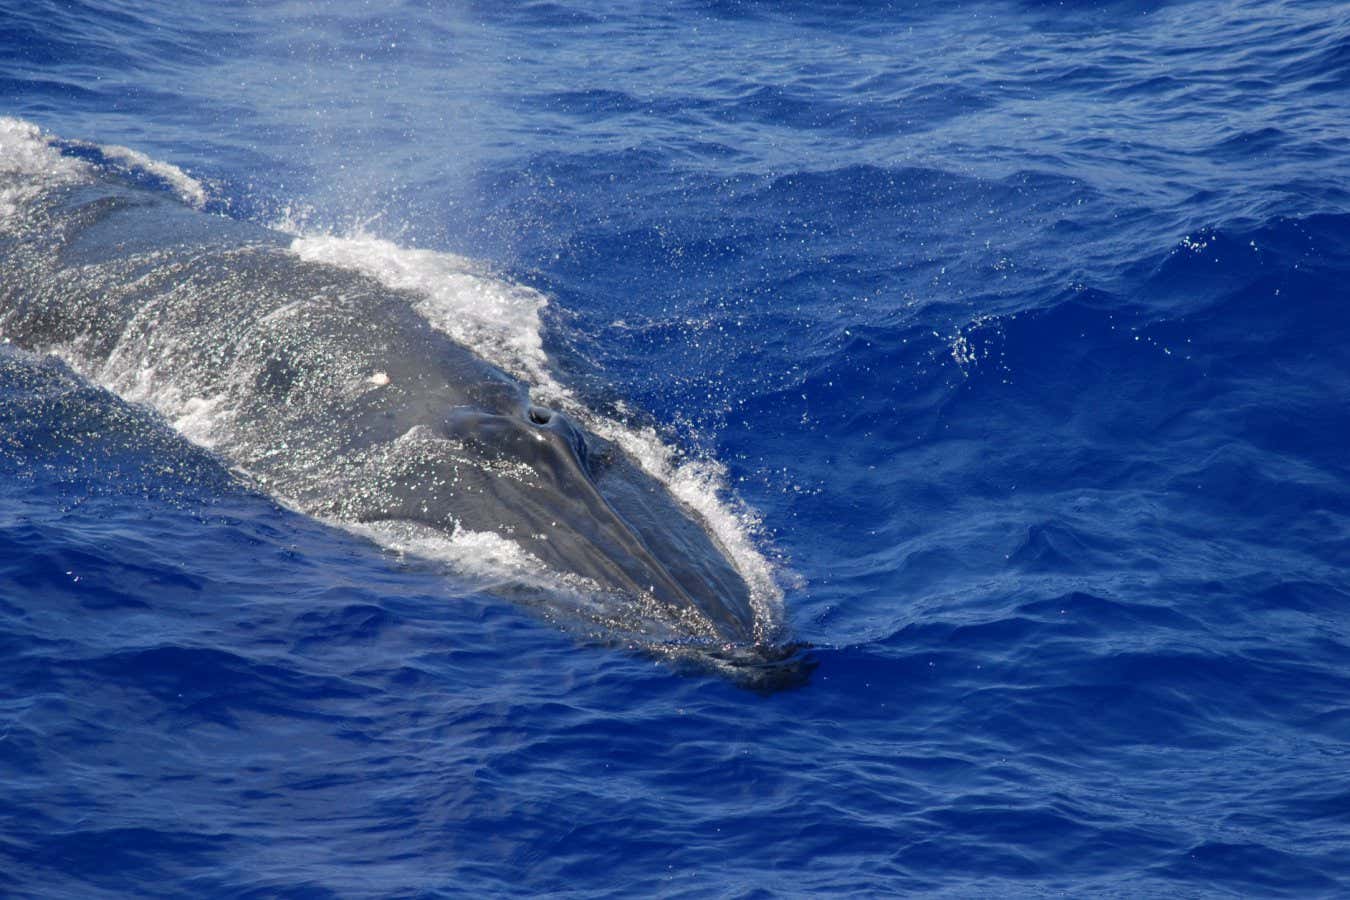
xmin=0 ymin=118 xmax=806 ymax=685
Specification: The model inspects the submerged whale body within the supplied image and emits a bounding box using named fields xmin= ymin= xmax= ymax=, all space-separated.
xmin=0 ymin=124 xmax=808 ymax=684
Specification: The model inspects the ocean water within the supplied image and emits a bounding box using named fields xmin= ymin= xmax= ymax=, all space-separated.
xmin=3 ymin=0 xmax=1350 ymax=895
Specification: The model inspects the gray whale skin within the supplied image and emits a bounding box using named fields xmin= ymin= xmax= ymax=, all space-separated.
xmin=0 ymin=160 xmax=809 ymax=684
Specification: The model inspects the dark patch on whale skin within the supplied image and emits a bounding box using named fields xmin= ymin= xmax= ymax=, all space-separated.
xmin=0 ymin=164 xmax=803 ymax=677
xmin=253 ymin=353 xmax=300 ymax=400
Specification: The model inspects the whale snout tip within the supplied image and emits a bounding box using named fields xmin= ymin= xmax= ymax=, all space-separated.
xmin=665 ymin=639 xmax=818 ymax=692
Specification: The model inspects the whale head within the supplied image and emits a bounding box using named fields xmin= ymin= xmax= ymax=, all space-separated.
xmin=353 ymin=392 xmax=775 ymax=652
xmin=444 ymin=403 xmax=760 ymax=639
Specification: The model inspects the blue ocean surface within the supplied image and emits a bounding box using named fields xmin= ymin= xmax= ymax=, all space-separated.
xmin=4 ymin=0 xmax=1350 ymax=895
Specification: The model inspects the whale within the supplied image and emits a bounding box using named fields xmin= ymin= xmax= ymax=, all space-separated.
xmin=0 ymin=123 xmax=807 ymax=681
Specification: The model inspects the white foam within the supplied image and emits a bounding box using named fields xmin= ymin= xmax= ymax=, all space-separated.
xmin=0 ymin=117 xmax=91 ymax=226
xmin=54 ymin=332 xmax=235 ymax=451
xmin=93 ymin=143 xmax=209 ymax=209
xmin=349 ymin=519 xmax=557 ymax=586
xmin=269 ymin=201 xmax=318 ymax=236
xmin=0 ymin=117 xmax=207 ymax=227
xmin=289 ymin=234 xmax=553 ymax=387
xmin=347 ymin=517 xmax=648 ymax=623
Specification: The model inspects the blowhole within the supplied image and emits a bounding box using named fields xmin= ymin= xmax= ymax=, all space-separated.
xmin=528 ymin=406 xmax=552 ymax=425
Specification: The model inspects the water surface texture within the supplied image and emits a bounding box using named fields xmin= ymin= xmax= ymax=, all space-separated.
xmin=4 ymin=0 xmax=1350 ymax=895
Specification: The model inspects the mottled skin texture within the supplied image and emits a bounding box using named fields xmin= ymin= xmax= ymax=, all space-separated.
xmin=0 ymin=174 xmax=767 ymax=648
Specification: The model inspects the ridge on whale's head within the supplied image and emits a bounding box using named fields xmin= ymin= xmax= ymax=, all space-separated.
xmin=443 ymin=402 xmax=756 ymax=635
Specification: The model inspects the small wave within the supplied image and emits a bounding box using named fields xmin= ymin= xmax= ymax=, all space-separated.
xmin=0 ymin=117 xmax=208 ymax=217
xmin=81 ymin=142 xmax=209 ymax=209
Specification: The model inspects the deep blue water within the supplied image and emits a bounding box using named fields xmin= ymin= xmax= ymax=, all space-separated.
xmin=4 ymin=0 xmax=1350 ymax=895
